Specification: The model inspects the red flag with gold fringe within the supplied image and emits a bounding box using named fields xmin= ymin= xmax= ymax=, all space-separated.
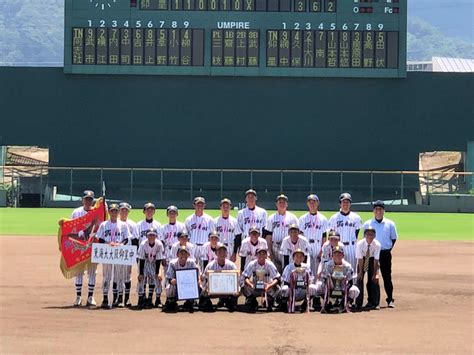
xmin=57 ymin=197 xmax=107 ymax=279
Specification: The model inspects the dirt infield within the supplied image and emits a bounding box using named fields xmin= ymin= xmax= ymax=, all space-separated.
xmin=1 ymin=236 xmax=472 ymax=354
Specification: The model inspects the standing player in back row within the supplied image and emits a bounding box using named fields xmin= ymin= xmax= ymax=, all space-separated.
xmin=298 ymin=194 xmax=328 ymax=278
xmin=264 ymin=194 xmax=299 ymax=273
xmin=185 ymin=196 xmax=215 ymax=269
xmin=161 ymin=205 xmax=186 ymax=266
xmin=59 ymin=190 xmax=99 ymax=307
xmin=328 ymin=193 xmax=362 ymax=274
xmin=237 ymin=189 xmax=268 ymax=244
xmin=136 ymin=202 xmax=162 ymax=245
xmin=214 ymin=198 xmax=242 ymax=262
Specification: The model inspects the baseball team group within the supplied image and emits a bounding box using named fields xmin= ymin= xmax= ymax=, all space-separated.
xmin=60 ymin=189 xmax=398 ymax=313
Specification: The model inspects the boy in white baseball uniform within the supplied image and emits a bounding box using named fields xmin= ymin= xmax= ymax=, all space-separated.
xmin=237 ymin=189 xmax=267 ymax=246
xmin=200 ymin=231 xmax=221 ymax=269
xmin=118 ymin=202 xmax=138 ymax=307
xmin=59 ymin=190 xmax=98 ymax=307
xmin=185 ymin=196 xmax=215 ymax=270
xmin=280 ymin=224 xmax=310 ymax=270
xmin=170 ymin=230 xmax=197 ymax=261
xmin=136 ymin=202 xmax=162 ymax=245
xmin=264 ymin=194 xmax=298 ymax=273
xmin=328 ymin=193 xmax=362 ymax=274
xmin=96 ymin=203 xmax=132 ymax=309
xmin=242 ymin=247 xmax=281 ymax=312
xmin=298 ymin=194 xmax=328 ymax=277
xmin=137 ymin=229 xmax=165 ymax=309
xmin=239 ymin=227 xmax=268 ymax=271
xmin=214 ymin=198 xmax=242 ymax=262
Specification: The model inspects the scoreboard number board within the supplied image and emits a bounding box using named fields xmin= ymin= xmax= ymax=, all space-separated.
xmin=64 ymin=0 xmax=406 ymax=77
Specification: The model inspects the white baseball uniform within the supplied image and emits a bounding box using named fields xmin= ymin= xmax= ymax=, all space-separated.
xmin=170 ymin=241 xmax=197 ymax=262
xmin=280 ymin=262 xmax=317 ymax=301
xmin=239 ymin=237 xmax=268 ymax=270
xmin=96 ymin=220 xmax=132 ymax=296
xmin=185 ymin=213 xmax=215 ymax=269
xmin=136 ymin=219 xmax=162 ymax=245
xmin=237 ymin=206 xmax=268 ymax=237
xmin=242 ymin=258 xmax=281 ymax=298
xmin=298 ymin=212 xmax=329 ymax=276
xmin=161 ymin=221 xmax=187 ymax=263
xmin=214 ymin=215 xmax=242 ymax=258
xmin=280 ymin=235 xmax=311 ymax=269
xmin=265 ymin=211 xmax=299 ymax=272
xmin=70 ymin=207 xmax=98 ymax=296
xmin=318 ymin=240 xmax=345 ymax=275
xmin=137 ymin=239 xmax=165 ymax=297
xmin=328 ymin=211 xmax=362 ymax=273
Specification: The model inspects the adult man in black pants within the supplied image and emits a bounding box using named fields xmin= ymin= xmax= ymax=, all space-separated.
xmin=363 ymin=200 xmax=398 ymax=308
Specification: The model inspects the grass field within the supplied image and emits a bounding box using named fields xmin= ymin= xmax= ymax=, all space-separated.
xmin=0 ymin=208 xmax=472 ymax=240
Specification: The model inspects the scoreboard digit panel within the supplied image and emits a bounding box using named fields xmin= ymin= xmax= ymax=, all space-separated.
xmin=64 ymin=0 xmax=406 ymax=77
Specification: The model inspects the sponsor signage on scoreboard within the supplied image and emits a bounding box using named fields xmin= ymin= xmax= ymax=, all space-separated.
xmin=64 ymin=0 xmax=406 ymax=77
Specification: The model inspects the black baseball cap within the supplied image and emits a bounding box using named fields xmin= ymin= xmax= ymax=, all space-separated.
xmin=143 ymin=202 xmax=156 ymax=210
xmin=249 ymin=226 xmax=260 ymax=235
xmin=178 ymin=230 xmax=189 ymax=239
xmin=307 ymin=194 xmax=319 ymax=202
xmin=147 ymin=228 xmax=158 ymax=237
xmin=328 ymin=230 xmax=340 ymax=239
xmin=276 ymin=194 xmax=289 ymax=202
xmin=167 ymin=205 xmax=179 ymax=214
xmin=220 ymin=198 xmax=232 ymax=206
xmin=339 ymin=192 xmax=352 ymax=202
xmin=108 ymin=203 xmax=119 ymax=211
xmin=373 ymin=200 xmax=385 ymax=209
xmin=245 ymin=189 xmax=257 ymax=197
xmin=256 ymin=247 xmax=268 ymax=254
xmin=82 ymin=190 xmax=94 ymax=199
xmin=119 ymin=202 xmax=132 ymax=210
xmin=193 ymin=196 xmax=205 ymax=204
xmin=208 ymin=230 xmax=219 ymax=239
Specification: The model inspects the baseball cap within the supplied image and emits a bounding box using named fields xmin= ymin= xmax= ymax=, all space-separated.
xmin=333 ymin=245 xmax=344 ymax=254
xmin=146 ymin=228 xmax=158 ymax=237
xmin=339 ymin=192 xmax=352 ymax=202
xmin=328 ymin=230 xmax=340 ymax=239
xmin=216 ymin=243 xmax=227 ymax=252
xmin=108 ymin=203 xmax=119 ymax=211
xmin=249 ymin=227 xmax=260 ymax=235
xmin=245 ymin=189 xmax=257 ymax=197
xmin=177 ymin=230 xmax=189 ymax=239
xmin=307 ymin=194 xmax=319 ymax=202
xmin=143 ymin=202 xmax=156 ymax=210
xmin=177 ymin=245 xmax=190 ymax=255
xmin=364 ymin=226 xmax=376 ymax=235
xmin=166 ymin=205 xmax=178 ymax=214
xmin=193 ymin=196 xmax=205 ymax=204
xmin=373 ymin=200 xmax=385 ymax=209
xmin=276 ymin=194 xmax=289 ymax=202
xmin=292 ymin=248 xmax=305 ymax=257
xmin=82 ymin=190 xmax=95 ymax=199
xmin=256 ymin=247 xmax=268 ymax=254
xmin=208 ymin=230 xmax=219 ymax=239
xmin=119 ymin=202 xmax=132 ymax=210
xmin=220 ymin=198 xmax=232 ymax=206
xmin=288 ymin=223 xmax=299 ymax=231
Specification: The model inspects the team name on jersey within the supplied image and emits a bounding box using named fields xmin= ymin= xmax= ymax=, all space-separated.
xmin=336 ymin=220 xmax=357 ymax=228
xmin=189 ymin=223 xmax=210 ymax=231
xmin=216 ymin=225 xmax=236 ymax=234
xmin=303 ymin=221 xmax=324 ymax=230
xmin=243 ymin=217 xmax=265 ymax=225
xmin=272 ymin=221 xmax=290 ymax=229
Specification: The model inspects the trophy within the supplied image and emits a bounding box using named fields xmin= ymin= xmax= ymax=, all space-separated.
xmin=330 ymin=265 xmax=345 ymax=298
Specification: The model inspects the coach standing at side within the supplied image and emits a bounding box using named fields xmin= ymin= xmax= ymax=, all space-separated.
xmin=363 ymin=200 xmax=398 ymax=308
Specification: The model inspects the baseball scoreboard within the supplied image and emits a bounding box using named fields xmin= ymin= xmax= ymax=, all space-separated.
xmin=64 ymin=0 xmax=406 ymax=77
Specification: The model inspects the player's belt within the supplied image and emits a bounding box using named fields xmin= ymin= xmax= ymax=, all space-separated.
xmin=274 ymin=241 xmax=282 ymax=245
xmin=309 ymin=239 xmax=315 ymax=243
xmin=343 ymin=241 xmax=356 ymax=246
xmin=223 ymin=243 xmax=228 ymax=246
xmin=196 ymin=243 xmax=204 ymax=246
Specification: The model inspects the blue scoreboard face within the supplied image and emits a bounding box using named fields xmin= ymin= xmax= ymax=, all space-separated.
xmin=64 ymin=0 xmax=406 ymax=77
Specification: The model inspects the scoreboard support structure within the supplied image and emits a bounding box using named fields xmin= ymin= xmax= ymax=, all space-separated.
xmin=64 ymin=0 xmax=406 ymax=77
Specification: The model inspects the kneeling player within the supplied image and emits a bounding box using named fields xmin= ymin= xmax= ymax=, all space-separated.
xmin=137 ymin=229 xmax=165 ymax=309
xmin=200 ymin=245 xmax=239 ymax=312
xmin=242 ymin=247 xmax=280 ymax=312
xmin=280 ymin=249 xmax=317 ymax=313
xmin=163 ymin=246 xmax=200 ymax=313
xmin=316 ymin=246 xmax=360 ymax=313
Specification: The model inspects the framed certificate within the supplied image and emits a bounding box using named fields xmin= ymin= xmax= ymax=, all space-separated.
xmin=207 ymin=270 xmax=240 ymax=296
xmin=176 ymin=268 xmax=200 ymax=301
